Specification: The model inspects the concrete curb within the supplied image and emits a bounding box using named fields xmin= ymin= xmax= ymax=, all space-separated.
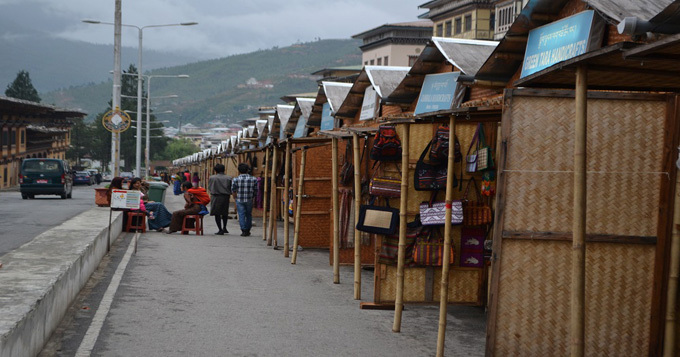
xmin=0 ymin=208 xmax=123 ymax=357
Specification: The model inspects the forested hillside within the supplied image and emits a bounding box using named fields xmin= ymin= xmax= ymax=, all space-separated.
xmin=42 ymin=39 xmax=362 ymax=125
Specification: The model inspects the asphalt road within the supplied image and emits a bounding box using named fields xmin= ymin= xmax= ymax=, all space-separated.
xmin=40 ymin=191 xmax=487 ymax=356
xmin=0 ymin=183 xmax=105 ymax=257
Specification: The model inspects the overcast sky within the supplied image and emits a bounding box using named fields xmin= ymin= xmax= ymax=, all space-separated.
xmin=1 ymin=0 xmax=426 ymax=60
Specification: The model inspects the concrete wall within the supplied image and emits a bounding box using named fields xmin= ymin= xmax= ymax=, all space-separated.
xmin=0 ymin=208 xmax=123 ymax=357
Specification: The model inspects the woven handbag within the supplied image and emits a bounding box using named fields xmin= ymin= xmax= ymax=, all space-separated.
xmin=378 ymin=218 xmax=422 ymax=266
xmin=369 ymin=177 xmax=401 ymax=198
xmin=413 ymin=227 xmax=455 ymax=267
xmin=414 ymin=141 xmax=452 ymax=191
xmin=475 ymin=124 xmax=494 ymax=171
xmin=356 ymin=198 xmax=399 ymax=235
xmin=462 ymin=178 xmax=493 ymax=226
xmin=419 ymin=192 xmax=463 ymax=226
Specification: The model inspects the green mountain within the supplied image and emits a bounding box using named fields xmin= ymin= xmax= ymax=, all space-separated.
xmin=42 ymin=39 xmax=362 ymax=126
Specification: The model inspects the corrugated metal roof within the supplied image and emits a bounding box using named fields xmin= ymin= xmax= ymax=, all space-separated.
xmin=323 ymin=82 xmax=353 ymax=113
xmin=365 ymin=66 xmax=411 ymax=98
xmin=585 ymin=0 xmax=672 ymax=22
xmin=256 ymin=119 xmax=268 ymax=139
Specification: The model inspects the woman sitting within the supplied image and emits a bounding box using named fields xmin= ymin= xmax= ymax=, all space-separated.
xmin=165 ymin=181 xmax=204 ymax=234
xmin=129 ymin=177 xmax=172 ymax=232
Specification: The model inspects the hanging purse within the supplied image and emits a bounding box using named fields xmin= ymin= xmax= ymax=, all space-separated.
xmin=340 ymin=139 xmax=354 ymax=185
xmin=414 ymin=141 xmax=453 ymax=191
xmin=369 ymin=162 xmax=401 ymax=198
xmin=378 ymin=218 xmax=423 ymax=266
xmin=466 ymin=124 xmax=480 ymax=173
xmin=356 ymin=197 xmax=399 ymax=235
xmin=462 ymin=178 xmax=493 ymax=226
xmin=370 ymin=125 xmax=402 ymax=161
xmin=475 ymin=123 xmax=494 ymax=171
xmin=412 ymin=226 xmax=455 ymax=267
xmin=419 ymin=191 xmax=463 ymax=226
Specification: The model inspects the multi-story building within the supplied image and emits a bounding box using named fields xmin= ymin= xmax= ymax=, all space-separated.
xmin=352 ymin=20 xmax=433 ymax=67
xmin=0 ymin=96 xmax=84 ymax=188
xmin=418 ymin=0 xmax=527 ymax=41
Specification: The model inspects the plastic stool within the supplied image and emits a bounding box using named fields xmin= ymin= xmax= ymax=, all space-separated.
xmin=181 ymin=214 xmax=204 ymax=235
xmin=125 ymin=211 xmax=146 ymax=233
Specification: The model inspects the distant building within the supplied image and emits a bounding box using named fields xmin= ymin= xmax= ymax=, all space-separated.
xmin=310 ymin=65 xmax=362 ymax=84
xmin=491 ymin=0 xmax=528 ymax=40
xmin=0 ymin=96 xmax=85 ymax=188
xmin=419 ymin=0 xmax=497 ymax=40
xmin=352 ymin=20 xmax=433 ymax=67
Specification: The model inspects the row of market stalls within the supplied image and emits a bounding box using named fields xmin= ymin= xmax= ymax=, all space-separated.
xmin=173 ymin=0 xmax=680 ymax=355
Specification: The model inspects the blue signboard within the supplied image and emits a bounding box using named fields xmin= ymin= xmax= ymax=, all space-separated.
xmin=414 ymin=72 xmax=460 ymax=115
xmin=521 ymin=10 xmax=596 ymax=78
xmin=293 ymin=116 xmax=308 ymax=138
xmin=320 ymin=102 xmax=334 ymax=131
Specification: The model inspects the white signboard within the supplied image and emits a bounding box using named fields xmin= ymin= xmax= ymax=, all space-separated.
xmin=359 ymin=86 xmax=378 ymax=121
xmin=110 ymin=189 xmax=141 ymax=209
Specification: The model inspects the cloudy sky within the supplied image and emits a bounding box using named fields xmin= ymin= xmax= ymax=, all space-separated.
xmin=1 ymin=0 xmax=426 ymax=60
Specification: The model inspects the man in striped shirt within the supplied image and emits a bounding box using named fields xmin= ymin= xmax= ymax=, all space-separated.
xmin=231 ymin=163 xmax=259 ymax=236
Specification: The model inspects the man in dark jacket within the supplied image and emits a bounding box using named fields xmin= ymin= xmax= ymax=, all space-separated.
xmin=208 ymin=164 xmax=232 ymax=235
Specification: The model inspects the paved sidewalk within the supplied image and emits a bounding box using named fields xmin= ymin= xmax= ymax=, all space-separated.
xmin=89 ymin=191 xmax=486 ymax=356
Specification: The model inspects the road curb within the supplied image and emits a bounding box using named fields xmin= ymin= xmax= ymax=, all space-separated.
xmin=0 ymin=208 xmax=124 ymax=357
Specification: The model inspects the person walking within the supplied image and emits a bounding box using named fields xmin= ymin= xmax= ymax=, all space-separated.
xmin=231 ymin=163 xmax=258 ymax=236
xmin=208 ymin=163 xmax=232 ymax=235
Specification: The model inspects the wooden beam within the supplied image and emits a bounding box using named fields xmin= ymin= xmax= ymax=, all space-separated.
xmin=502 ymin=231 xmax=657 ymax=245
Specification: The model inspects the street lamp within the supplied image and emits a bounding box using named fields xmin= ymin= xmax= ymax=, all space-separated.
xmin=83 ymin=19 xmax=197 ymax=177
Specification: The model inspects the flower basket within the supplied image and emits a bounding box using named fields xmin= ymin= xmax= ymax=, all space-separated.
xmin=94 ymin=188 xmax=110 ymax=207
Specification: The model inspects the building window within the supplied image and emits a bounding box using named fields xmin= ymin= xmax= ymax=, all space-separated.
xmin=445 ymin=20 xmax=452 ymax=37
xmin=495 ymin=2 xmax=516 ymax=37
xmin=370 ymin=59 xmax=375 ymax=65
xmin=454 ymin=18 xmax=462 ymax=34
xmin=436 ymin=23 xmax=443 ymax=37
xmin=465 ymin=15 xmax=472 ymax=32
xmin=10 ymin=129 xmax=16 ymax=146
xmin=364 ymin=61 xmax=368 ymax=65
xmin=377 ymin=57 xmax=382 ymax=65
xmin=408 ymin=55 xmax=418 ymax=67
xmin=20 ymin=130 xmax=24 ymax=145
xmin=384 ymin=56 xmax=389 ymax=66
xmin=3 ymin=167 xmax=6 ymax=185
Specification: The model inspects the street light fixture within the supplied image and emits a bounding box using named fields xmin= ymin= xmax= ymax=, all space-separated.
xmin=84 ymin=19 xmax=196 ymax=177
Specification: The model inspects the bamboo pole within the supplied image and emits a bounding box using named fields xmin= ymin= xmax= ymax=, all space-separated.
xmin=284 ymin=141 xmax=292 ymax=257
xmin=262 ymin=148 xmax=270 ymax=241
xmin=352 ymin=133 xmax=362 ymax=300
xmin=435 ymin=117 xmax=456 ymax=355
xmin=571 ymin=64 xmax=587 ymax=357
xmin=332 ymin=138 xmax=341 ymax=284
xmin=393 ymin=124 xmax=410 ymax=332
xmin=291 ymin=147 xmax=307 ymax=264
xmin=268 ymin=144 xmax=279 ymax=246
xmin=664 ymin=167 xmax=680 ymax=356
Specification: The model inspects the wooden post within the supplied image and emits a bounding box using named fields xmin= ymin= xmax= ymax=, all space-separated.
xmin=435 ymin=117 xmax=456 ymax=355
xmin=291 ymin=148 xmax=307 ymax=264
xmin=572 ymin=64 xmax=587 ymax=357
xmin=262 ymin=148 xmax=270 ymax=241
xmin=393 ymin=124 xmax=410 ymax=332
xmin=268 ymin=144 xmax=278 ymax=246
xmin=352 ymin=133 xmax=362 ymax=300
xmin=284 ymin=141 xmax=292 ymax=257
xmin=664 ymin=170 xmax=680 ymax=356
xmin=332 ymin=138 xmax=340 ymax=284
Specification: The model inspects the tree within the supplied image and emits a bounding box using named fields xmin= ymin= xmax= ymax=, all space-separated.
xmin=160 ymin=138 xmax=199 ymax=160
xmin=66 ymin=118 xmax=92 ymax=167
xmin=5 ymin=70 xmax=41 ymax=103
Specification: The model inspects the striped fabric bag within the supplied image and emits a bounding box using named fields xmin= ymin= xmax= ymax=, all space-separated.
xmin=412 ymin=227 xmax=454 ymax=266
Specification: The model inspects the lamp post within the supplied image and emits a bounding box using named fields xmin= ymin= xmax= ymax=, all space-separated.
xmin=82 ymin=20 xmax=197 ymax=177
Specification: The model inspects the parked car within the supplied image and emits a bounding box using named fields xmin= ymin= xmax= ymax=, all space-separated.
xmin=74 ymin=171 xmax=95 ymax=185
xmin=19 ymin=158 xmax=73 ymax=199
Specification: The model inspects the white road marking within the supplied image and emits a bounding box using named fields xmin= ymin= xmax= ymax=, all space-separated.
xmin=75 ymin=233 xmax=138 ymax=357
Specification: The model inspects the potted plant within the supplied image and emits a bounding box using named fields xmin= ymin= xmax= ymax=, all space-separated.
xmin=95 ymin=186 xmax=110 ymax=207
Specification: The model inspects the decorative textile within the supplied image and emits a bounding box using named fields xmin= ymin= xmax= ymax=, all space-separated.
xmin=413 ymin=227 xmax=454 ymax=266
xmin=146 ymin=202 xmax=172 ymax=231
xmin=378 ymin=219 xmax=422 ymax=266
xmin=462 ymin=178 xmax=493 ymax=226
xmin=339 ymin=189 xmax=354 ymax=249
xmin=369 ymin=125 xmax=402 ymax=161
xmin=419 ymin=195 xmax=463 ymax=226
xmin=254 ymin=177 xmax=264 ymax=209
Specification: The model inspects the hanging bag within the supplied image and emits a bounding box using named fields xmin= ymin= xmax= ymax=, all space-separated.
xmin=429 ymin=126 xmax=463 ymax=164
xmin=466 ymin=124 xmax=481 ymax=173
xmin=419 ymin=191 xmax=463 ymax=226
xmin=475 ymin=124 xmax=494 ymax=171
xmin=340 ymin=139 xmax=354 ymax=185
xmin=414 ymin=141 xmax=453 ymax=191
xmin=412 ymin=226 xmax=455 ymax=267
xmin=378 ymin=218 xmax=423 ymax=266
xmin=369 ymin=162 xmax=402 ymax=198
xmin=369 ymin=125 xmax=402 ymax=161
xmin=356 ymin=197 xmax=399 ymax=235
xmin=462 ymin=178 xmax=493 ymax=226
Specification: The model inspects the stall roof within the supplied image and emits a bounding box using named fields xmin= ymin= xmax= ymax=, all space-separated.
xmin=515 ymin=35 xmax=680 ymax=92
xmin=334 ymin=66 xmax=410 ymax=120
xmin=309 ymin=82 xmax=353 ymax=127
xmin=280 ymin=92 xmax=317 ymax=104
xmin=285 ymin=98 xmax=315 ymax=134
xmin=256 ymin=119 xmax=268 ymax=139
xmin=269 ymin=104 xmax=294 ymax=138
xmin=387 ymin=37 xmax=498 ymax=105
xmin=475 ymin=0 xmax=676 ymax=84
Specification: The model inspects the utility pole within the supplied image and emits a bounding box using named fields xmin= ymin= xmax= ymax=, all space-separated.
xmin=111 ymin=0 xmax=122 ymax=176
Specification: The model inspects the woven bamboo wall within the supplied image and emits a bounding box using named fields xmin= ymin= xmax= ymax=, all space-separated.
xmin=492 ymin=95 xmax=666 ymax=356
xmin=379 ymin=265 xmax=481 ymax=303
xmin=294 ymin=144 xmax=332 ymax=248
